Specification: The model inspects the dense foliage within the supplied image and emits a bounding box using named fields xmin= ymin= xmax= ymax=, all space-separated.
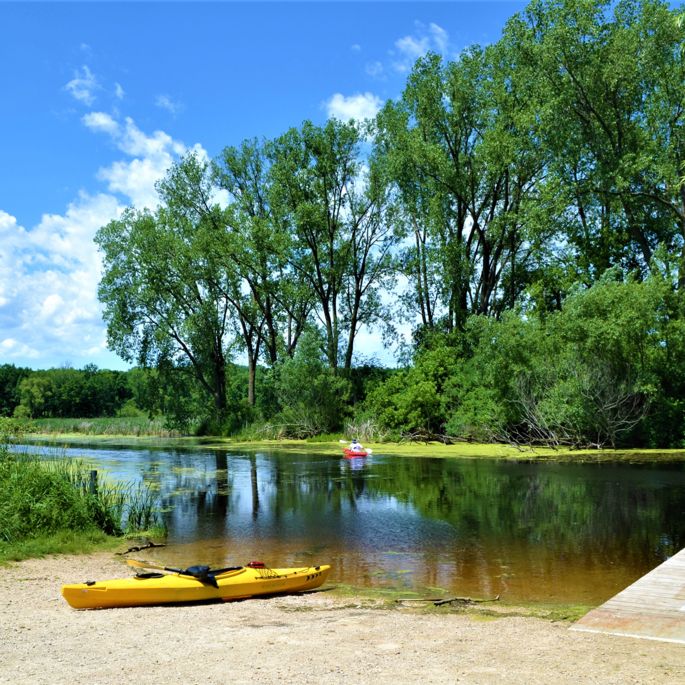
xmin=3 ymin=0 xmax=685 ymax=448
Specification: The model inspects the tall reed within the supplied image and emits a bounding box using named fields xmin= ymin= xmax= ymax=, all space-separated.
xmin=33 ymin=416 xmax=179 ymax=437
xmin=0 ymin=449 xmax=163 ymax=543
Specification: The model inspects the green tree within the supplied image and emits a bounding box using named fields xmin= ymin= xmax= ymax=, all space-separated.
xmin=270 ymin=119 xmax=396 ymax=370
xmin=270 ymin=330 xmax=352 ymax=436
xmin=0 ymin=364 xmax=30 ymax=417
xmin=215 ymin=138 xmax=312 ymax=371
xmin=363 ymin=335 xmax=461 ymax=437
xmin=376 ymin=44 xmax=550 ymax=333
xmin=95 ymin=155 xmax=234 ymax=427
xmin=446 ymin=271 xmax=677 ymax=447
xmin=504 ymin=0 xmax=685 ymax=286
xmin=15 ymin=374 xmax=53 ymax=419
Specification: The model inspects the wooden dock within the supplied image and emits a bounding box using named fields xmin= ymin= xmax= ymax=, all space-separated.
xmin=571 ymin=546 xmax=685 ymax=644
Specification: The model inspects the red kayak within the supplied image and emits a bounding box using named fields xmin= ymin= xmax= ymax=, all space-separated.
xmin=343 ymin=448 xmax=368 ymax=458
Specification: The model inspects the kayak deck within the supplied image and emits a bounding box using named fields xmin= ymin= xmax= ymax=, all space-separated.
xmin=62 ymin=563 xmax=330 ymax=609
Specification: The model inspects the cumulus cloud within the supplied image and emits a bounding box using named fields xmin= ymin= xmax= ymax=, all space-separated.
xmin=0 ymin=115 xmax=203 ymax=367
xmin=64 ymin=65 xmax=99 ymax=105
xmin=82 ymin=111 xmax=120 ymax=136
xmin=0 ymin=195 xmax=121 ymax=366
xmin=83 ymin=113 xmax=191 ymax=210
xmin=325 ymin=92 xmax=383 ymax=122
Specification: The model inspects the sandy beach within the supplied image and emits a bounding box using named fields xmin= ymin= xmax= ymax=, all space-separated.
xmin=1 ymin=553 xmax=683 ymax=684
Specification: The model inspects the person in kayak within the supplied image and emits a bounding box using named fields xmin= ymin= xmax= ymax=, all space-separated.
xmin=350 ymin=439 xmax=364 ymax=452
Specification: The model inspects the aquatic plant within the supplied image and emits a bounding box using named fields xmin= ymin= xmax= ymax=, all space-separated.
xmin=0 ymin=446 xmax=163 ymax=544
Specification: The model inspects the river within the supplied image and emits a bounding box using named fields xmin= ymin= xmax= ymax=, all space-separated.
xmin=16 ymin=441 xmax=685 ymax=605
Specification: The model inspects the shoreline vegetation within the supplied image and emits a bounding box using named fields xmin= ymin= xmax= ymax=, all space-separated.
xmin=25 ymin=422 xmax=685 ymax=463
xmin=0 ymin=419 xmax=164 ymax=564
xmin=2 ymin=420 xmax=680 ymax=621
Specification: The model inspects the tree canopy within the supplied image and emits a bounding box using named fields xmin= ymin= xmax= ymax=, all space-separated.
xmin=80 ymin=0 xmax=685 ymax=446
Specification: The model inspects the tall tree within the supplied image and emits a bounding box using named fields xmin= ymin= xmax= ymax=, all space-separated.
xmin=95 ymin=156 xmax=234 ymax=424
xmin=504 ymin=0 xmax=685 ymax=284
xmin=269 ymin=119 xmax=396 ymax=370
xmin=214 ymin=138 xmax=312 ymax=369
xmin=376 ymin=45 xmax=549 ymax=335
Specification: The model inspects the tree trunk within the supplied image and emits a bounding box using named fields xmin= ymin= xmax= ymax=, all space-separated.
xmin=247 ymin=356 xmax=256 ymax=406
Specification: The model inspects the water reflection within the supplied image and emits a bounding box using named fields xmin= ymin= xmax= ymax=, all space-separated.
xmin=17 ymin=442 xmax=685 ymax=604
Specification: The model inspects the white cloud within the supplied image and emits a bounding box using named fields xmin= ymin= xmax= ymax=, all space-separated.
xmin=118 ymin=117 xmax=186 ymax=159
xmin=64 ymin=65 xmax=99 ymax=105
xmin=365 ymin=61 xmax=385 ymax=79
xmin=0 ymin=194 xmax=122 ymax=367
xmin=155 ymin=94 xmax=182 ymax=115
xmin=82 ymin=111 xmax=120 ymax=136
xmin=0 ymin=115 xmax=206 ymax=368
xmin=429 ymin=23 xmax=449 ymax=54
xmin=0 ymin=338 xmax=40 ymax=359
xmin=325 ymin=92 xmax=383 ymax=122
xmin=395 ymin=35 xmax=430 ymax=62
xmin=85 ymin=114 xmax=193 ymax=210
xmin=114 ymin=82 xmax=125 ymax=100
xmin=97 ymin=158 xmax=166 ymax=210
xmin=392 ymin=22 xmax=451 ymax=73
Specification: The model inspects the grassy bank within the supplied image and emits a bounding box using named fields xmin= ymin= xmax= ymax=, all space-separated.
xmin=202 ymin=438 xmax=685 ymax=461
xmin=25 ymin=429 xmax=685 ymax=462
xmin=32 ymin=416 xmax=179 ymax=438
xmin=0 ymin=446 xmax=164 ymax=564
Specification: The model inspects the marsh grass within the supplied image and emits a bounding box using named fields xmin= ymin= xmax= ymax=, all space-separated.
xmin=0 ymin=448 xmax=163 ymax=562
xmin=0 ymin=529 xmax=120 ymax=563
xmin=32 ymin=416 xmax=179 ymax=437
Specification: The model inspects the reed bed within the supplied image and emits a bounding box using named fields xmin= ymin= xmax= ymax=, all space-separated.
xmin=0 ymin=448 xmax=162 ymax=545
xmin=32 ymin=416 xmax=180 ymax=438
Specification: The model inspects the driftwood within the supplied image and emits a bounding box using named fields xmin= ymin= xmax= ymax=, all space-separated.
xmin=116 ymin=540 xmax=166 ymax=556
xmin=396 ymin=594 xmax=500 ymax=607
xmin=399 ymin=430 xmax=471 ymax=445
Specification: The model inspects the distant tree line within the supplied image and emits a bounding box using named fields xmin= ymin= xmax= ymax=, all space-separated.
xmin=0 ymin=364 xmax=134 ymax=419
xmin=7 ymin=0 xmax=685 ymax=448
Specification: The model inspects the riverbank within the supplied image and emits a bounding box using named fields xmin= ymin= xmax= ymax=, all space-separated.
xmin=24 ymin=430 xmax=685 ymax=462
xmin=1 ymin=553 xmax=683 ymax=684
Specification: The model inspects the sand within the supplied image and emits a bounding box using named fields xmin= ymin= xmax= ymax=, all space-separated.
xmin=1 ymin=553 xmax=683 ymax=684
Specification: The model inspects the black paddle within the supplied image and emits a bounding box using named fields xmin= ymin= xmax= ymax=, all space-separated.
xmin=126 ymin=558 xmax=243 ymax=581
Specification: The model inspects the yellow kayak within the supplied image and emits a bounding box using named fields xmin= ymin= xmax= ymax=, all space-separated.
xmin=62 ymin=561 xmax=331 ymax=609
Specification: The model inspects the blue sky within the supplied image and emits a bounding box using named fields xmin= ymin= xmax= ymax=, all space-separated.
xmin=0 ymin=1 xmax=526 ymax=370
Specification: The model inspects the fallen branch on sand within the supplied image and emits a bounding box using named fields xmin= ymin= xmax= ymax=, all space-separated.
xmin=396 ymin=594 xmax=501 ymax=607
xmin=116 ymin=540 xmax=166 ymax=555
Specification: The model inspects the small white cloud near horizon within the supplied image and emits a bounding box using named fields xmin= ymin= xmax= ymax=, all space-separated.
xmin=325 ymin=92 xmax=383 ymax=122
xmin=64 ymin=65 xmax=99 ymax=105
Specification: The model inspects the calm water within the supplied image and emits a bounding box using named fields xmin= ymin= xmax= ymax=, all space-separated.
xmin=17 ymin=442 xmax=685 ymax=604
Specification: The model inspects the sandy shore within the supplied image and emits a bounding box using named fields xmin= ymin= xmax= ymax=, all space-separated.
xmin=1 ymin=553 xmax=683 ymax=684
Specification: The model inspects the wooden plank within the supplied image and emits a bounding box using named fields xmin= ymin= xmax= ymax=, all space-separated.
xmin=571 ymin=547 xmax=685 ymax=644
